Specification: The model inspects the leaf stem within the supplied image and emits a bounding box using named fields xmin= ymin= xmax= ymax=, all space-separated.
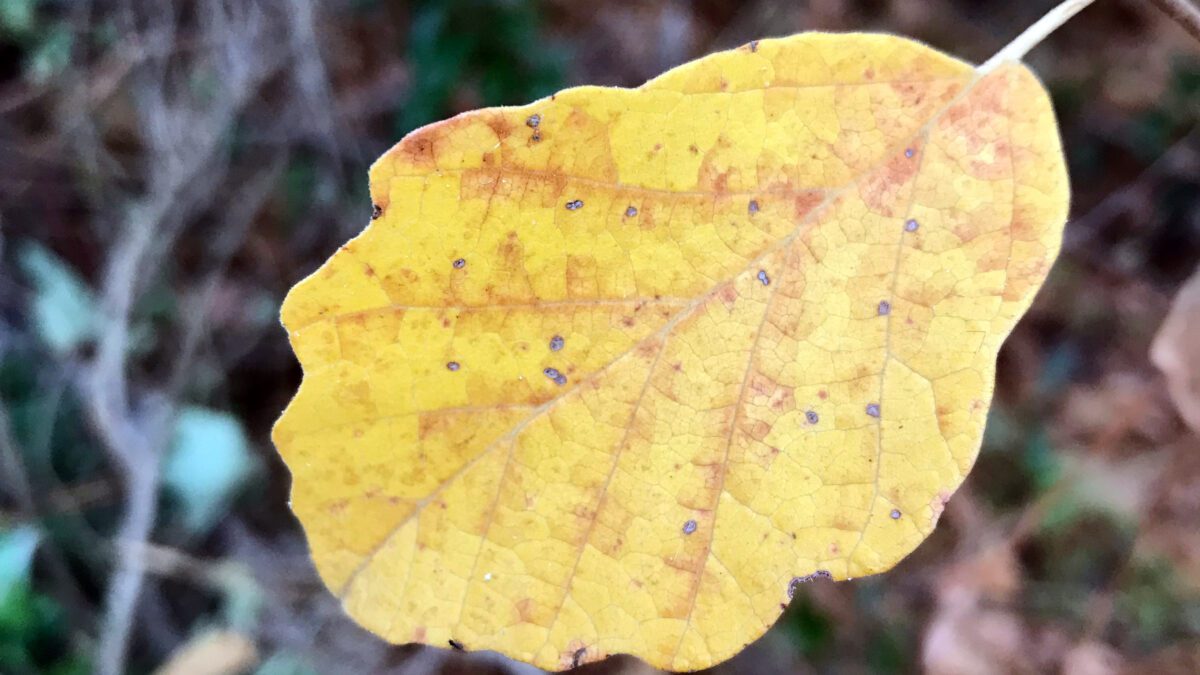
xmin=979 ymin=0 xmax=1097 ymax=73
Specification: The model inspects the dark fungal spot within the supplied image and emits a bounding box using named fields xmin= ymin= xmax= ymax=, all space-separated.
xmin=683 ymin=519 xmax=698 ymax=535
xmin=788 ymin=570 xmax=833 ymax=597
xmin=877 ymin=300 xmax=891 ymax=316
xmin=572 ymin=647 xmax=586 ymax=668
xmin=544 ymin=367 xmax=561 ymax=380
xmin=757 ymin=270 xmax=770 ymax=286
xmin=866 ymin=403 xmax=881 ymax=418
xmin=453 ymin=258 xmax=466 ymax=269
xmin=565 ymin=199 xmax=584 ymax=211
xmin=553 ymin=374 xmax=567 ymax=386
xmin=805 ymin=410 xmax=819 ymax=424
xmin=371 ymin=204 xmax=382 ymax=220
xmin=905 ymin=218 xmax=919 ymax=232
xmin=549 ymin=335 xmax=564 ymax=351
xmin=625 ymin=205 xmax=638 ymax=217
xmin=531 ymin=132 xmax=541 ymax=142
xmin=447 ymin=361 xmax=460 ymax=371
xmin=904 ymin=147 xmax=915 ymax=158
xmin=748 ymin=199 xmax=760 ymax=214
xmin=890 ymin=509 xmax=902 ymax=520
xmin=449 ymin=639 xmax=465 ymax=651
xmin=750 ymin=40 xmax=759 ymax=53
xmin=526 ymin=113 xmax=540 ymax=128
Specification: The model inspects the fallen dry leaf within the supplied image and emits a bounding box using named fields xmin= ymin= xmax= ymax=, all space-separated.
xmin=153 ymin=630 xmax=257 ymax=675
xmin=273 ymin=33 xmax=1069 ymax=670
xmin=1151 ymin=264 xmax=1200 ymax=433
xmin=922 ymin=545 xmax=1030 ymax=675
xmin=1061 ymin=640 xmax=1123 ymax=675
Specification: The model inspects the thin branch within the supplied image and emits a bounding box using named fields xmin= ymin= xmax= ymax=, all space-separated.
xmin=1148 ymin=0 xmax=1200 ymax=43
xmin=94 ymin=457 xmax=164 ymax=675
xmin=89 ymin=2 xmax=294 ymax=673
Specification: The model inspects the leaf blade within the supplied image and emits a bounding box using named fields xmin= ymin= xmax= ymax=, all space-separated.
xmin=273 ymin=33 xmax=1068 ymax=671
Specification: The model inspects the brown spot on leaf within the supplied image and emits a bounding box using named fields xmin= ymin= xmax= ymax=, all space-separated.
xmin=792 ymin=189 xmax=824 ymax=220
xmin=485 ymin=114 xmax=515 ymax=140
xmin=398 ymin=134 xmax=437 ymax=170
xmin=698 ymin=165 xmax=732 ymax=193
xmin=516 ymin=598 xmax=536 ymax=623
xmin=746 ymin=419 xmax=771 ymax=441
xmin=718 ymin=284 xmax=739 ymax=309
xmin=497 ymin=231 xmax=525 ymax=270
xmin=565 ymin=255 xmax=598 ymax=298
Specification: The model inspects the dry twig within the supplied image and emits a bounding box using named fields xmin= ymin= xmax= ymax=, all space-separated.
xmin=83 ymin=3 xmax=296 ymax=673
xmin=1148 ymin=0 xmax=1200 ymax=43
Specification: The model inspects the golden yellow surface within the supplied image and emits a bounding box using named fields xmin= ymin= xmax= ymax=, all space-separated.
xmin=273 ymin=33 xmax=1069 ymax=671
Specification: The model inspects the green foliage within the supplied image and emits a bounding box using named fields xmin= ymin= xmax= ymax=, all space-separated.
xmin=781 ymin=595 xmax=833 ymax=658
xmin=866 ymin=627 xmax=910 ymax=675
xmin=0 ymin=0 xmax=36 ymax=36
xmin=1130 ymin=57 xmax=1200 ymax=162
xmin=16 ymin=242 xmax=96 ymax=355
xmin=0 ymin=526 xmax=89 ymax=675
xmin=0 ymin=0 xmax=73 ymax=84
xmin=163 ymin=407 xmax=257 ymax=535
xmin=397 ymin=0 xmax=565 ymax=134
xmin=1114 ymin=557 xmax=1200 ymax=651
xmin=0 ymin=526 xmax=39 ymax=604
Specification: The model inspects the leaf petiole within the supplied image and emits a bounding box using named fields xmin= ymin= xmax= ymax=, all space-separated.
xmin=979 ymin=0 xmax=1097 ymax=73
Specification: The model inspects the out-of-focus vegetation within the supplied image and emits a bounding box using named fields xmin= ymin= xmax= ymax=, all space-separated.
xmin=0 ymin=1 xmax=1198 ymax=674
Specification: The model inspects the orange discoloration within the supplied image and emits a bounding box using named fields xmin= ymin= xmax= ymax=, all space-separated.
xmin=397 ymin=134 xmax=438 ymax=170
xmin=485 ymin=113 xmax=516 ymax=141
xmin=745 ymin=419 xmax=772 ymax=441
xmin=565 ymin=255 xmax=599 ymax=298
xmin=460 ymin=169 xmax=501 ymax=201
xmin=517 ymin=598 xmax=537 ymax=623
xmin=717 ymin=284 xmax=740 ymax=310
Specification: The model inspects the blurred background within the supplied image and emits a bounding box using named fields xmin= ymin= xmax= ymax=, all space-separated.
xmin=1 ymin=0 xmax=1199 ymax=673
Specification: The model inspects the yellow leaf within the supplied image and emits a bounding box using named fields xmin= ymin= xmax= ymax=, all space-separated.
xmin=273 ymin=32 xmax=1068 ymax=671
